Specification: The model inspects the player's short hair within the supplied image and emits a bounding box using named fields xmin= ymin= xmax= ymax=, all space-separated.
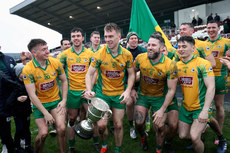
xmin=90 ymin=31 xmax=100 ymax=38
xmin=152 ymin=31 xmax=162 ymax=36
xmin=60 ymin=38 xmax=69 ymax=45
xmin=104 ymin=23 xmax=121 ymax=34
xmin=178 ymin=36 xmax=195 ymax=46
xmin=181 ymin=23 xmax=194 ymax=29
xmin=149 ymin=34 xmax=165 ymax=47
xmin=71 ymin=27 xmax=85 ymax=36
xmin=27 ymin=39 xmax=47 ymax=52
xmin=207 ymin=20 xmax=220 ymax=27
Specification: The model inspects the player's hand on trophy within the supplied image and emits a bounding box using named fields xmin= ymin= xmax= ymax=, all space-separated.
xmin=82 ymin=89 xmax=95 ymax=100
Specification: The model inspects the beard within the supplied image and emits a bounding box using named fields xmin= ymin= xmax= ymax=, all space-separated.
xmin=148 ymin=51 xmax=160 ymax=60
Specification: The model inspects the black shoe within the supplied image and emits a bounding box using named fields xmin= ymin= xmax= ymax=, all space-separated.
xmin=15 ymin=147 xmax=25 ymax=153
xmin=68 ymin=147 xmax=76 ymax=153
xmin=25 ymin=146 xmax=34 ymax=153
xmin=141 ymin=135 xmax=148 ymax=151
xmin=165 ymin=142 xmax=175 ymax=153
xmin=93 ymin=143 xmax=101 ymax=153
xmin=49 ymin=129 xmax=57 ymax=136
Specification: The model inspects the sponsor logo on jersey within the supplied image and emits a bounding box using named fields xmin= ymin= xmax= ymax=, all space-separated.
xmin=36 ymin=76 xmax=42 ymax=79
xmin=212 ymin=50 xmax=220 ymax=58
xmin=102 ymin=62 xmax=108 ymax=65
xmin=218 ymin=45 xmax=221 ymax=48
xmin=68 ymin=58 xmax=74 ymax=61
xmin=206 ymin=47 xmax=210 ymax=50
xmin=39 ymin=80 xmax=55 ymax=91
xmin=120 ymin=64 xmax=124 ymax=67
xmin=105 ymin=70 xmax=121 ymax=79
xmin=70 ymin=64 xmax=86 ymax=72
xmin=84 ymin=59 xmax=88 ymax=62
xmin=158 ymin=72 xmax=162 ymax=76
xmin=52 ymin=72 xmax=56 ymax=76
xmin=143 ymin=75 xmax=159 ymax=84
xmin=179 ymin=76 xmax=193 ymax=86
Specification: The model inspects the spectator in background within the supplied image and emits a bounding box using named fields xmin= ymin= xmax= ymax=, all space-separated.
xmin=20 ymin=51 xmax=32 ymax=65
xmin=192 ymin=17 xmax=197 ymax=26
xmin=12 ymin=64 xmax=33 ymax=153
xmin=198 ymin=16 xmax=203 ymax=25
xmin=0 ymin=46 xmax=17 ymax=153
xmin=214 ymin=13 xmax=221 ymax=23
xmin=56 ymin=39 xmax=71 ymax=59
xmin=223 ymin=16 xmax=230 ymax=34
xmin=207 ymin=13 xmax=213 ymax=23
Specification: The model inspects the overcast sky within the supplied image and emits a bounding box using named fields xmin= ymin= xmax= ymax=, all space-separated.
xmin=0 ymin=0 xmax=62 ymax=53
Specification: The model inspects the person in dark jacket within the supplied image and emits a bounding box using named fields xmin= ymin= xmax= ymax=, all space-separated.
xmin=207 ymin=13 xmax=213 ymax=23
xmin=0 ymin=50 xmax=17 ymax=153
xmin=214 ymin=13 xmax=221 ymax=22
xmin=11 ymin=64 xmax=33 ymax=153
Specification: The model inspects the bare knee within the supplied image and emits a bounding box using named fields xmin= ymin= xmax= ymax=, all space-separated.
xmin=97 ymin=121 xmax=107 ymax=134
xmin=114 ymin=121 xmax=122 ymax=130
xmin=190 ymin=131 xmax=200 ymax=143
xmin=57 ymin=124 xmax=66 ymax=136
xmin=68 ymin=119 xmax=76 ymax=127
xmin=168 ymin=121 xmax=178 ymax=132
xmin=37 ymin=130 xmax=48 ymax=142
xmin=126 ymin=100 xmax=133 ymax=108
xmin=179 ymin=131 xmax=188 ymax=139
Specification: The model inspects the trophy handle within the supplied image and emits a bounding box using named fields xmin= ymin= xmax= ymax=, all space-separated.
xmin=102 ymin=109 xmax=112 ymax=120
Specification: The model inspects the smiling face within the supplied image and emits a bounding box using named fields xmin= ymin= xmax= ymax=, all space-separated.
xmin=71 ymin=31 xmax=84 ymax=48
xmin=104 ymin=29 xmax=121 ymax=51
xmin=128 ymin=35 xmax=138 ymax=49
xmin=179 ymin=24 xmax=194 ymax=37
xmin=32 ymin=44 xmax=49 ymax=61
xmin=207 ymin=22 xmax=220 ymax=40
xmin=147 ymin=38 xmax=162 ymax=60
xmin=61 ymin=40 xmax=71 ymax=50
xmin=90 ymin=34 xmax=100 ymax=46
xmin=177 ymin=41 xmax=195 ymax=61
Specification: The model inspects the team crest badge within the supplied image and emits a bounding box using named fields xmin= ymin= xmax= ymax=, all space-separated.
xmin=92 ymin=57 xmax=95 ymax=62
xmin=218 ymin=45 xmax=221 ymax=48
xmin=191 ymin=68 xmax=195 ymax=72
xmin=158 ymin=72 xmax=162 ymax=76
xmin=120 ymin=64 xmax=124 ymax=67
xmin=84 ymin=59 xmax=88 ymax=62
xmin=206 ymin=47 xmax=210 ymax=50
xmin=53 ymin=72 xmax=56 ymax=76
xmin=209 ymin=66 xmax=213 ymax=71
xmin=23 ymin=75 xmax=27 ymax=79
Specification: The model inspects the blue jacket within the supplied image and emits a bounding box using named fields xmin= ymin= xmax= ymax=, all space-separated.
xmin=0 ymin=52 xmax=17 ymax=117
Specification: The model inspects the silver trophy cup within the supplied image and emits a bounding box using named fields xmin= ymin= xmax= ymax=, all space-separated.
xmin=75 ymin=97 xmax=112 ymax=139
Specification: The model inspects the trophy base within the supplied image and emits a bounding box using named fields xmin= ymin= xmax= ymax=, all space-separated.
xmin=75 ymin=124 xmax=93 ymax=140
